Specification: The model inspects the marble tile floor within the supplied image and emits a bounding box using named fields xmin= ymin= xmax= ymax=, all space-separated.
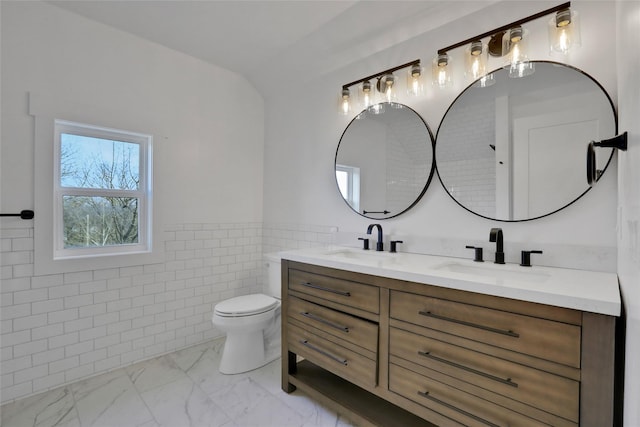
xmin=0 ymin=338 xmax=355 ymax=427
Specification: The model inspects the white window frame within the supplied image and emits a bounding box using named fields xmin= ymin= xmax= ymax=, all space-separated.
xmin=53 ymin=120 xmax=153 ymax=259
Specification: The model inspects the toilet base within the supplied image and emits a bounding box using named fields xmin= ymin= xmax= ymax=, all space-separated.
xmin=219 ymin=330 xmax=267 ymax=374
xmin=217 ymin=309 xmax=281 ymax=375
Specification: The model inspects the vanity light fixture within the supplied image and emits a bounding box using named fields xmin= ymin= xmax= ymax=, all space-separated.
xmin=407 ymin=62 xmax=425 ymax=96
xmin=434 ymin=2 xmax=574 ymax=85
xmin=380 ymin=73 xmax=398 ymax=103
xmin=339 ymin=59 xmax=421 ymax=116
xmin=359 ymin=80 xmax=375 ymax=109
xmin=506 ymin=26 xmax=535 ymax=78
xmin=465 ymin=41 xmax=489 ymax=83
xmin=549 ymin=7 xmax=581 ymax=55
xmin=339 ymin=88 xmax=352 ymax=115
xmin=432 ymin=53 xmax=453 ymax=89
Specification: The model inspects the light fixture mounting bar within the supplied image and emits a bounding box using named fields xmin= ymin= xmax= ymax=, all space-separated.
xmin=342 ymin=59 xmax=420 ymax=90
xmin=437 ymin=2 xmax=570 ymax=55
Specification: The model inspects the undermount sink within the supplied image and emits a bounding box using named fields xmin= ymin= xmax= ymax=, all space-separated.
xmin=322 ymin=249 xmax=550 ymax=283
xmin=323 ymin=248 xmax=397 ymax=265
xmin=433 ymin=261 xmax=550 ymax=283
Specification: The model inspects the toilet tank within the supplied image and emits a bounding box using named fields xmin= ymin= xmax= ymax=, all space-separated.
xmin=264 ymin=253 xmax=282 ymax=298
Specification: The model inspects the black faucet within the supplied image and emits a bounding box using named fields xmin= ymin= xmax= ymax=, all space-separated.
xmin=367 ymin=224 xmax=384 ymax=252
xmin=489 ymin=228 xmax=505 ymax=264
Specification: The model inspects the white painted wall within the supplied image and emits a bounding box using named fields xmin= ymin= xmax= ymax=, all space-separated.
xmin=616 ymin=1 xmax=640 ymax=425
xmin=263 ymin=0 xmax=619 ymax=271
xmin=1 ymin=1 xmax=264 ymax=226
xmin=0 ymin=1 xmax=265 ymax=403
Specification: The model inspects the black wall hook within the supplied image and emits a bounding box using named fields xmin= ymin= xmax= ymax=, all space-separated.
xmin=0 ymin=210 xmax=34 ymax=220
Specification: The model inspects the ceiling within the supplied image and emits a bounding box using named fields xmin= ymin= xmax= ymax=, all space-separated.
xmin=48 ymin=1 xmax=496 ymax=98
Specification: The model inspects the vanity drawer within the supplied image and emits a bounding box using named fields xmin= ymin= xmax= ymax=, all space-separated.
xmin=390 ymin=290 xmax=581 ymax=367
xmin=287 ymin=322 xmax=377 ymax=389
xmin=289 ymin=268 xmax=379 ymax=314
xmin=288 ymin=296 xmax=378 ymax=353
xmin=390 ymin=327 xmax=579 ymax=422
xmin=389 ymin=364 xmax=551 ymax=427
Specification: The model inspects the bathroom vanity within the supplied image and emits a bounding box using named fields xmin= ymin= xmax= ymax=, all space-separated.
xmin=280 ymin=247 xmax=621 ymax=427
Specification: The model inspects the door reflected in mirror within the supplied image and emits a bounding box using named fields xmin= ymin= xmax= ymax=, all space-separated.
xmin=436 ymin=61 xmax=616 ymax=221
xmin=335 ymin=103 xmax=435 ymax=219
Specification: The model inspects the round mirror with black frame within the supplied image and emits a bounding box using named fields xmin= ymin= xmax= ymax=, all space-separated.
xmin=335 ymin=103 xmax=435 ymax=220
xmin=435 ymin=61 xmax=616 ymax=222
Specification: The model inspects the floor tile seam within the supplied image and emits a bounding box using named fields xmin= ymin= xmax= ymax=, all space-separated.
xmin=200 ymin=386 xmax=239 ymax=427
xmin=127 ymin=357 xmax=192 ymax=395
xmin=135 ymin=383 xmax=162 ymax=427
xmin=67 ymin=385 xmax=82 ymax=427
xmin=269 ymin=389 xmax=316 ymax=421
xmin=138 ymin=367 xmax=234 ymax=427
xmin=203 ymin=375 xmax=275 ymax=424
xmin=70 ymin=370 xmax=154 ymax=427
xmin=245 ymin=362 xmax=309 ymax=419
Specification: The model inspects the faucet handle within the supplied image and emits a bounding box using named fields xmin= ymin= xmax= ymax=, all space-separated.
xmin=465 ymin=245 xmax=484 ymax=262
xmin=357 ymin=237 xmax=370 ymax=250
xmin=390 ymin=240 xmax=403 ymax=253
xmin=520 ymin=250 xmax=543 ymax=267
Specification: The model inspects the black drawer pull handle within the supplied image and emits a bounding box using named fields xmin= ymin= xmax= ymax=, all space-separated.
xmin=301 ymin=312 xmax=349 ymax=333
xmin=417 ymin=391 xmax=499 ymax=427
xmin=418 ymin=351 xmax=518 ymax=388
xmin=301 ymin=282 xmax=351 ymax=297
xmin=300 ymin=340 xmax=348 ymax=365
xmin=418 ymin=310 xmax=519 ymax=338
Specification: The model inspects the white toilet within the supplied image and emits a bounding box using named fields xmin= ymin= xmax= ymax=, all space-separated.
xmin=212 ymin=253 xmax=282 ymax=374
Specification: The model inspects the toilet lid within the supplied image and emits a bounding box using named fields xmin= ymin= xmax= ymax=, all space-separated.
xmin=214 ymin=294 xmax=278 ymax=317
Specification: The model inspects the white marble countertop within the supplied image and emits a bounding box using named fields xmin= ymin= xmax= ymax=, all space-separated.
xmin=280 ymin=246 xmax=621 ymax=316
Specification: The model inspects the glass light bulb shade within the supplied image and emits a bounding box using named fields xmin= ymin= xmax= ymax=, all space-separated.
xmin=380 ymin=74 xmax=398 ymax=103
xmin=504 ymin=27 xmax=533 ymax=78
xmin=432 ymin=54 xmax=452 ymax=88
xmin=338 ymin=88 xmax=352 ymax=115
xmin=406 ymin=64 xmax=424 ymax=96
xmin=508 ymin=61 xmax=535 ymax=78
xmin=505 ymin=28 xmax=530 ymax=65
xmin=548 ymin=10 xmax=581 ymax=55
xmin=465 ymin=42 xmax=487 ymax=82
xmin=368 ymin=102 xmax=385 ymax=115
xmin=473 ymin=72 xmax=496 ymax=88
xmin=358 ymin=80 xmax=375 ymax=109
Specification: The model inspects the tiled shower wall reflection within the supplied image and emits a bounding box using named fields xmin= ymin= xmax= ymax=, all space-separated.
xmin=0 ymin=222 xmax=265 ymax=404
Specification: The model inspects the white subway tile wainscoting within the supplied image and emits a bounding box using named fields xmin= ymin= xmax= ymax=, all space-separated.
xmin=0 ymin=337 xmax=354 ymax=427
xmin=1 ymin=222 xmax=337 ymax=406
xmin=1 ymin=223 xmax=266 ymax=404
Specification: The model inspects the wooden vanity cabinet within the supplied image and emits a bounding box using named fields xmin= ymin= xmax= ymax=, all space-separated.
xmin=281 ymin=260 xmax=618 ymax=427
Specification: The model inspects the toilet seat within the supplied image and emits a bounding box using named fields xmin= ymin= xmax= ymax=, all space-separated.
xmin=214 ymin=294 xmax=278 ymax=317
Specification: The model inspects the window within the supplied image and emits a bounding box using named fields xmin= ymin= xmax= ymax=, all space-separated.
xmin=53 ymin=120 xmax=152 ymax=259
xmin=336 ymin=164 xmax=360 ymax=212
